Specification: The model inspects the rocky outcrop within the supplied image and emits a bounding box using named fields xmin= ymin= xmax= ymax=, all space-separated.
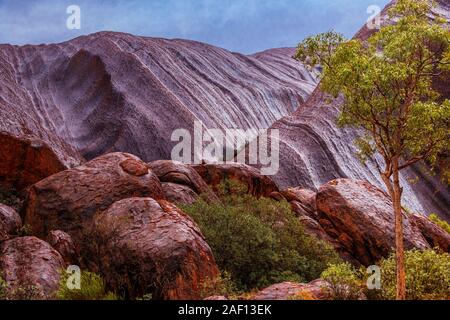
xmin=90 ymin=197 xmax=218 ymax=300
xmin=268 ymin=0 xmax=450 ymax=220
xmin=252 ymin=280 xmax=330 ymax=300
xmin=0 ymin=33 xmax=316 ymax=164
xmin=316 ymin=179 xmax=450 ymax=266
xmin=0 ymin=236 xmax=64 ymax=299
xmin=46 ymin=230 xmax=78 ymax=265
xmin=0 ymin=132 xmax=74 ymax=190
xmin=192 ymin=163 xmax=280 ymax=198
xmin=149 ymin=160 xmax=218 ymax=203
xmin=24 ymin=152 xmax=164 ymax=240
xmin=0 ymin=204 xmax=21 ymax=242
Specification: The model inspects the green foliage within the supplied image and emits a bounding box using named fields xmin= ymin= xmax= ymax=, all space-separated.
xmin=57 ymin=271 xmax=118 ymax=300
xmin=429 ymin=213 xmax=450 ymax=234
xmin=0 ymin=277 xmax=7 ymax=300
xmin=321 ymin=249 xmax=450 ymax=300
xmin=321 ymin=262 xmax=365 ymax=300
xmin=0 ymin=277 xmax=43 ymax=300
xmin=182 ymin=181 xmax=341 ymax=291
xmin=199 ymin=271 xmax=240 ymax=299
xmin=380 ymin=249 xmax=450 ymax=300
xmin=295 ymin=0 xmax=450 ymax=175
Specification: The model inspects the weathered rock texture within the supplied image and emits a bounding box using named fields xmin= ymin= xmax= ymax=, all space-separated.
xmin=0 ymin=33 xmax=316 ymax=165
xmin=46 ymin=230 xmax=78 ymax=265
xmin=0 ymin=236 xmax=64 ymax=299
xmin=24 ymin=152 xmax=164 ymax=240
xmin=269 ymin=0 xmax=450 ymax=220
xmin=0 ymin=132 xmax=75 ymax=190
xmin=149 ymin=160 xmax=218 ymax=204
xmin=91 ymin=197 xmax=218 ymax=300
xmin=252 ymin=280 xmax=330 ymax=300
xmin=192 ymin=163 xmax=280 ymax=198
xmin=0 ymin=204 xmax=21 ymax=242
xmin=315 ymin=179 xmax=450 ymax=266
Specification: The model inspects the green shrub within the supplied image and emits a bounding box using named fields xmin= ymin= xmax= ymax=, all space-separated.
xmin=380 ymin=249 xmax=450 ymax=300
xmin=199 ymin=271 xmax=240 ymax=299
xmin=429 ymin=214 xmax=450 ymax=234
xmin=57 ymin=271 xmax=118 ymax=300
xmin=181 ymin=181 xmax=340 ymax=291
xmin=320 ymin=262 xmax=365 ymax=300
xmin=0 ymin=277 xmax=7 ymax=300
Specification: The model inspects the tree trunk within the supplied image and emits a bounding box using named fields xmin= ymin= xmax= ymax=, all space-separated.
xmin=392 ymin=161 xmax=406 ymax=300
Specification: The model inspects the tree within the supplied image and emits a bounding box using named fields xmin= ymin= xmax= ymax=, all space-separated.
xmin=294 ymin=0 xmax=450 ymax=300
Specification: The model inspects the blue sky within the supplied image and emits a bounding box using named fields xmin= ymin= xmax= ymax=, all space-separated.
xmin=0 ymin=0 xmax=390 ymax=54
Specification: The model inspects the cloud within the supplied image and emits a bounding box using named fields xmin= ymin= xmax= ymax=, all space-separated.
xmin=0 ymin=0 xmax=390 ymax=53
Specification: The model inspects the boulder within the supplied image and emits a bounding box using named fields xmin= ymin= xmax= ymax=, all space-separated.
xmin=316 ymin=179 xmax=449 ymax=266
xmin=410 ymin=214 xmax=450 ymax=252
xmin=24 ymin=152 xmax=164 ymax=240
xmin=0 ymin=236 xmax=64 ymax=299
xmin=90 ymin=197 xmax=219 ymax=300
xmin=0 ymin=204 xmax=21 ymax=242
xmin=161 ymin=183 xmax=199 ymax=205
xmin=0 ymin=132 xmax=69 ymax=190
xmin=251 ymin=280 xmax=330 ymax=300
xmin=191 ymin=163 xmax=280 ymax=198
xmin=149 ymin=160 xmax=218 ymax=203
xmin=46 ymin=230 xmax=78 ymax=265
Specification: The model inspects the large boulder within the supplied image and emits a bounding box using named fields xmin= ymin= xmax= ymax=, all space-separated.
xmin=24 ymin=152 xmax=164 ymax=240
xmin=0 ymin=132 xmax=72 ymax=190
xmin=149 ymin=160 xmax=217 ymax=198
xmin=191 ymin=163 xmax=280 ymax=198
xmin=316 ymin=179 xmax=449 ymax=266
xmin=0 ymin=236 xmax=64 ymax=299
xmin=161 ymin=183 xmax=199 ymax=205
xmin=0 ymin=204 xmax=21 ymax=242
xmin=89 ymin=197 xmax=219 ymax=300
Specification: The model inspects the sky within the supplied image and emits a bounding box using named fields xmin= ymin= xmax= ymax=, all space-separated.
xmin=0 ymin=0 xmax=390 ymax=54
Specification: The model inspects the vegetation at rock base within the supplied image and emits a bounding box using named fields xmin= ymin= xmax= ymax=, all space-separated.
xmin=0 ymin=276 xmax=43 ymax=300
xmin=57 ymin=271 xmax=118 ymax=300
xmin=321 ymin=249 xmax=450 ymax=300
xmin=199 ymin=271 xmax=240 ymax=299
xmin=429 ymin=213 xmax=450 ymax=234
xmin=321 ymin=262 xmax=366 ymax=300
xmin=295 ymin=0 xmax=450 ymax=299
xmin=181 ymin=180 xmax=341 ymax=291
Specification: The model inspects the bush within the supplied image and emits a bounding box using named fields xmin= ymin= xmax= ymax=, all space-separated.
xmin=0 ymin=277 xmax=7 ymax=300
xmin=379 ymin=249 xmax=450 ymax=300
xmin=181 ymin=181 xmax=340 ymax=291
xmin=57 ymin=271 xmax=118 ymax=300
xmin=320 ymin=263 xmax=365 ymax=300
xmin=429 ymin=214 xmax=450 ymax=234
xmin=199 ymin=271 xmax=239 ymax=299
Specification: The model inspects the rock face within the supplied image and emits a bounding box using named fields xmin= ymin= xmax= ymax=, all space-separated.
xmin=316 ymin=179 xmax=450 ymax=266
xmin=0 ymin=33 xmax=317 ymax=164
xmin=91 ymin=197 xmax=219 ymax=300
xmin=46 ymin=230 xmax=78 ymax=265
xmin=149 ymin=160 xmax=218 ymax=204
xmin=24 ymin=152 xmax=164 ymax=240
xmin=269 ymin=0 xmax=450 ymax=220
xmin=252 ymin=280 xmax=330 ymax=300
xmin=0 ymin=132 xmax=76 ymax=190
xmin=0 ymin=204 xmax=21 ymax=241
xmin=0 ymin=236 xmax=64 ymax=299
xmin=192 ymin=163 xmax=280 ymax=198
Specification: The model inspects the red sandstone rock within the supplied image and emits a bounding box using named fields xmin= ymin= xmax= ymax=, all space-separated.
xmin=0 ymin=204 xmax=21 ymax=242
xmin=91 ymin=197 xmax=219 ymax=300
xmin=24 ymin=152 xmax=164 ymax=240
xmin=252 ymin=280 xmax=331 ymax=300
xmin=316 ymin=179 xmax=449 ymax=265
xmin=0 ymin=236 xmax=64 ymax=299
xmin=191 ymin=163 xmax=280 ymax=198
xmin=46 ymin=230 xmax=78 ymax=265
